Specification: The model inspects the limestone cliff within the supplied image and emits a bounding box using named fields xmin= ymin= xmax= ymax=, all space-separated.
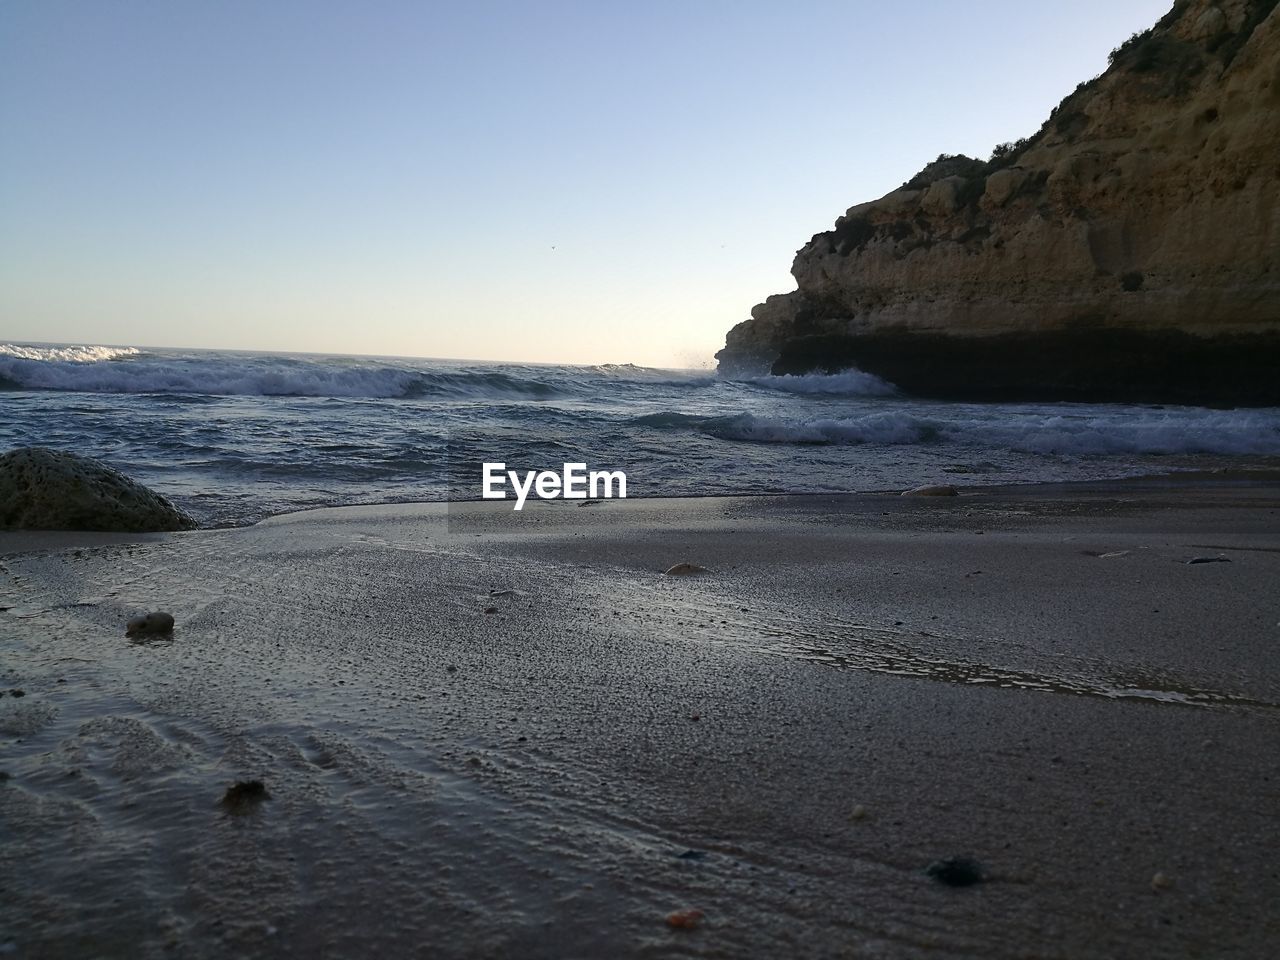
xmin=717 ymin=0 xmax=1280 ymax=404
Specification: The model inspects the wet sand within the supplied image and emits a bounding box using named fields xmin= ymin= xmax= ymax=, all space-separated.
xmin=2 ymin=480 xmax=1279 ymax=958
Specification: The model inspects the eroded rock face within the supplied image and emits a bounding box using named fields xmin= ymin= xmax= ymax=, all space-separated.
xmin=717 ymin=0 xmax=1280 ymax=404
xmin=0 ymin=448 xmax=198 ymax=532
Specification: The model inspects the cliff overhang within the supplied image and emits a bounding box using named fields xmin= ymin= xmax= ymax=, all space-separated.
xmin=717 ymin=0 xmax=1280 ymax=405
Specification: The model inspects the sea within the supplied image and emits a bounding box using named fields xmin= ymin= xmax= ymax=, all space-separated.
xmin=3 ymin=341 xmax=1280 ymax=527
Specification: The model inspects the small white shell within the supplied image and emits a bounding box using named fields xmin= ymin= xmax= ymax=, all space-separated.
xmin=664 ymin=562 xmax=710 ymax=576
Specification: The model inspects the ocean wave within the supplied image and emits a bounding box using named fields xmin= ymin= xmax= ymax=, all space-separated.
xmin=707 ymin=412 xmax=935 ymax=444
xmin=743 ymin=370 xmax=899 ymax=397
xmin=632 ymin=407 xmax=1280 ymax=455
xmin=628 ymin=411 xmax=718 ymax=429
xmin=631 ymin=410 xmax=934 ymax=443
xmin=0 ymin=350 xmax=566 ymax=400
xmin=1 ymin=343 xmax=142 ymax=363
xmin=587 ymin=362 xmax=717 ymax=388
xmin=990 ymin=411 xmax=1280 ymax=456
xmin=401 ymin=370 xmax=563 ymax=400
xmin=0 ymin=355 xmax=415 ymax=398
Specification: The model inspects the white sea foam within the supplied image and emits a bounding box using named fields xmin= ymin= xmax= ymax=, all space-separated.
xmin=745 ymin=370 xmax=898 ymax=397
xmin=706 ymin=411 xmax=932 ymax=444
xmin=0 ymin=355 xmax=415 ymax=397
xmin=0 ymin=349 xmax=570 ymax=400
xmin=589 ymin=363 xmax=718 ymax=387
xmin=985 ymin=411 xmax=1280 ymax=456
xmin=657 ymin=408 xmax=1280 ymax=456
xmin=0 ymin=343 xmax=141 ymax=362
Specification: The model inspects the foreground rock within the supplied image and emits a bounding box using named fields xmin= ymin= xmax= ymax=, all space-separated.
xmin=0 ymin=448 xmax=198 ymax=532
xmin=717 ymin=0 xmax=1280 ymax=405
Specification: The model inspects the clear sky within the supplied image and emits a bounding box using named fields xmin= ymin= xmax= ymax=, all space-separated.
xmin=1 ymin=0 xmax=1170 ymax=368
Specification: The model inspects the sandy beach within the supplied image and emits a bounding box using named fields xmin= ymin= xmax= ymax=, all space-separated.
xmin=3 ymin=479 xmax=1279 ymax=958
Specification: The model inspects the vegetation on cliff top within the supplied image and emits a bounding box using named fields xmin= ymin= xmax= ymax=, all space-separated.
xmin=901 ymin=0 xmax=1278 ymax=195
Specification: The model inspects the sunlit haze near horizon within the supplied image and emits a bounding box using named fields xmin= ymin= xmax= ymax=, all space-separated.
xmin=2 ymin=0 xmax=1170 ymax=368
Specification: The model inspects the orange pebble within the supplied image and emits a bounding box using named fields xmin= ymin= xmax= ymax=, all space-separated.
xmin=666 ymin=909 xmax=704 ymax=929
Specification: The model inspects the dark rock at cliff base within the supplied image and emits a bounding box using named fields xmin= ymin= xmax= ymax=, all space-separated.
xmin=764 ymin=329 xmax=1280 ymax=405
xmin=0 ymin=448 xmax=198 ymax=532
xmin=718 ymin=0 xmax=1280 ymax=405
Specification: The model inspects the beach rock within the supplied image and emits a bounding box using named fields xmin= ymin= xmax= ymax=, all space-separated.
xmin=902 ymin=484 xmax=959 ymax=497
xmin=716 ymin=0 xmax=1280 ymax=405
xmin=0 ymin=448 xmax=198 ymax=532
xmin=926 ymin=857 xmax=985 ymax=886
xmin=1187 ymin=556 xmax=1231 ymax=564
xmin=125 ymin=611 xmax=175 ymax=636
xmin=664 ymin=562 xmax=711 ymax=576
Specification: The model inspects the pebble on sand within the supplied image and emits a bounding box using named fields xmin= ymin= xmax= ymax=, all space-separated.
xmin=125 ymin=611 xmax=175 ymax=636
xmin=926 ymin=857 xmax=985 ymax=886
xmin=1151 ymin=871 xmax=1174 ymax=891
xmin=902 ymin=484 xmax=959 ymax=497
xmin=666 ymin=908 xmax=704 ymax=929
xmin=664 ymin=563 xmax=711 ymax=576
xmin=220 ymin=779 xmax=270 ymax=813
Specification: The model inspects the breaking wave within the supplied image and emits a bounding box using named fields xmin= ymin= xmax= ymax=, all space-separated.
xmin=744 ymin=370 xmax=899 ymax=397
xmin=633 ymin=408 xmax=1280 ymax=456
xmin=630 ymin=410 xmax=934 ymax=444
xmin=587 ymin=363 xmax=718 ymax=388
xmin=0 ymin=346 xmax=565 ymax=400
xmin=988 ymin=411 xmax=1280 ymax=456
xmin=1 ymin=343 xmax=142 ymax=363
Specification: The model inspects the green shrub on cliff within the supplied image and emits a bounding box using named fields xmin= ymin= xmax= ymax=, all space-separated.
xmin=988 ymin=138 xmax=1031 ymax=169
xmin=902 ymin=154 xmax=987 ymax=190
